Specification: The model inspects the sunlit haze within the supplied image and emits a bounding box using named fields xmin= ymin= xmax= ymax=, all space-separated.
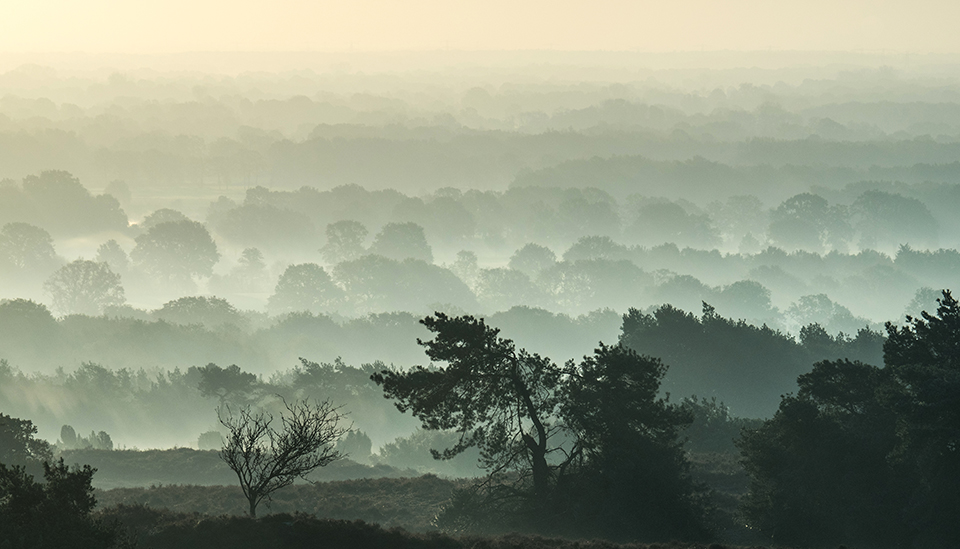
xmin=2 ymin=0 xmax=959 ymax=54
xmin=3 ymin=0 xmax=960 ymax=545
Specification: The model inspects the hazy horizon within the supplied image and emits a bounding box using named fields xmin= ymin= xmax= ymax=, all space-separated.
xmin=3 ymin=0 xmax=960 ymax=55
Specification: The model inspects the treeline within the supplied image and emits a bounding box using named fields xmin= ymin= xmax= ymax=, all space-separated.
xmin=3 ymin=172 xmax=958 ymax=328
xmin=3 ymin=65 xmax=960 ymax=192
xmin=0 ymin=299 xmax=884 ymax=451
xmin=0 ymin=300 xmax=621 ymax=374
xmin=3 ymin=293 xmax=955 ymax=548
xmin=204 ymin=179 xmax=950 ymax=253
xmin=3 ymin=170 xmax=954 ymax=255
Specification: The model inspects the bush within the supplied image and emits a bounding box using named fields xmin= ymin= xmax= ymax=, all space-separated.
xmin=0 ymin=459 xmax=131 ymax=548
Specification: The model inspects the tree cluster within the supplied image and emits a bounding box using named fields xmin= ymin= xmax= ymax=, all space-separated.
xmin=739 ymin=289 xmax=960 ymax=548
xmin=0 ymin=412 xmax=129 ymax=549
xmin=373 ymin=313 xmax=709 ymax=541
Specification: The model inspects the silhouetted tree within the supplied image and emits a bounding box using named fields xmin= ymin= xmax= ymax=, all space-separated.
xmin=154 ymin=295 xmax=247 ymax=330
xmin=95 ymin=240 xmax=129 ymax=274
xmin=374 ymin=315 xmax=706 ymax=539
xmin=556 ymin=344 xmax=707 ymax=541
xmin=57 ymin=427 xmax=114 ymax=451
xmin=739 ymin=290 xmax=960 ymax=548
xmin=321 ymin=220 xmax=368 ymax=264
xmin=139 ymin=208 xmax=189 ymax=230
xmin=711 ymin=280 xmax=775 ymax=321
xmin=198 ymin=363 xmax=260 ymax=406
xmin=333 ymin=255 xmax=476 ymax=314
xmin=198 ymin=430 xmax=223 ymax=450
xmin=0 ymin=458 xmax=131 ymax=548
xmin=0 ymin=299 xmax=59 ymax=363
xmin=768 ymin=193 xmax=852 ymax=252
xmin=0 ymin=413 xmax=53 ymax=470
xmin=373 ymin=313 xmax=562 ymax=505
xmin=450 ymin=250 xmax=479 ymax=287
xmin=218 ymin=398 xmax=347 ymax=517
xmin=851 ymin=190 xmax=938 ymax=250
xmin=681 ymin=396 xmax=762 ymax=453
xmin=233 ymin=247 xmax=269 ymax=290
xmin=562 ymin=236 xmax=630 ymax=262
xmin=131 ymin=220 xmax=220 ymax=289
xmin=268 ymin=263 xmax=344 ymax=315
xmin=369 ymin=222 xmax=433 ymax=263
xmin=44 ymin=259 xmax=125 ymax=316
xmin=0 ymin=222 xmax=60 ymax=276
xmin=883 ymin=289 xmax=960 ymax=546
xmin=620 ymin=303 xmax=811 ymax=418
xmin=738 ymin=359 xmax=906 ymax=548
xmin=21 ymin=170 xmax=128 ymax=236
xmin=508 ymin=243 xmax=556 ymax=279
xmin=474 ymin=268 xmax=547 ymax=312
xmin=334 ymin=430 xmax=373 ymax=463
xmin=784 ymin=293 xmax=868 ymax=335
xmin=627 ymin=201 xmax=719 ymax=248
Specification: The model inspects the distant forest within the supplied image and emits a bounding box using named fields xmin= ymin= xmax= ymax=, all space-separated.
xmin=2 ymin=64 xmax=959 ymax=443
xmin=2 ymin=59 xmax=960 ymax=549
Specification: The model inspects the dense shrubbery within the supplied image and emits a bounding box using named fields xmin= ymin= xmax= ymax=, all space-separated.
xmin=103 ymin=504 xmax=748 ymax=549
xmin=97 ymin=475 xmax=467 ymax=530
xmin=0 ymin=414 xmax=130 ymax=548
xmin=739 ymin=290 xmax=960 ymax=548
xmin=0 ymin=460 xmax=132 ymax=549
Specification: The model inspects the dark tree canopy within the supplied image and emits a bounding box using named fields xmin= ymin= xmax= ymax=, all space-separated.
xmin=474 ymin=268 xmax=547 ymax=312
xmin=139 ymin=208 xmax=189 ymax=230
xmin=321 ymin=220 xmax=368 ymax=264
xmin=852 ymin=190 xmax=939 ymax=250
xmin=0 ymin=222 xmax=59 ymax=275
xmin=43 ymin=259 xmax=125 ymax=316
xmin=131 ymin=220 xmax=220 ymax=287
xmin=369 ymin=222 xmax=433 ymax=263
xmin=19 ymin=170 xmax=128 ymax=236
xmin=768 ymin=193 xmax=852 ymax=252
xmin=619 ymin=303 xmax=884 ymax=417
xmin=373 ymin=313 xmax=562 ymax=501
xmin=95 ymin=240 xmax=129 ymax=274
xmin=740 ymin=289 xmax=960 ymax=548
xmin=0 ymin=459 xmax=130 ymax=548
xmin=154 ymin=295 xmax=247 ymax=330
xmin=268 ymin=263 xmax=344 ymax=315
xmin=373 ymin=313 xmax=707 ymax=540
xmin=508 ymin=243 xmax=556 ymax=279
xmin=333 ymin=255 xmax=476 ymax=314
xmin=0 ymin=413 xmax=53 ymax=471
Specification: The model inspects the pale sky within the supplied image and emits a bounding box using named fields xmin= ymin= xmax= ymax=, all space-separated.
xmin=2 ymin=0 xmax=959 ymax=53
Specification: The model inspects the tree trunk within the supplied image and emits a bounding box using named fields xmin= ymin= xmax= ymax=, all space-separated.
xmin=248 ymin=495 xmax=258 ymax=518
xmin=512 ymin=369 xmax=551 ymax=503
xmin=523 ymin=432 xmax=550 ymax=501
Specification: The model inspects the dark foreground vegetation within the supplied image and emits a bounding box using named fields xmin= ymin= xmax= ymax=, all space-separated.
xmin=97 ymin=475 xmax=468 ymax=530
xmin=99 ymin=505 xmax=763 ymax=549
xmin=3 ymin=290 xmax=958 ymax=548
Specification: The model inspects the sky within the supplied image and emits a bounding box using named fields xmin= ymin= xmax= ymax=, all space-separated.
xmin=2 ymin=0 xmax=959 ymax=54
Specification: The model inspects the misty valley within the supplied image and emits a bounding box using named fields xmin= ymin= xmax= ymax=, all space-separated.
xmin=1 ymin=56 xmax=960 ymax=548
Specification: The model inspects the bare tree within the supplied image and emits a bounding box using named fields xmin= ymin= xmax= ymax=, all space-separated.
xmin=217 ymin=398 xmax=347 ymax=517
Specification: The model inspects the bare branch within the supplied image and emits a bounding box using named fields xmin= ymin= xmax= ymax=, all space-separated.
xmin=217 ymin=398 xmax=348 ymax=517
